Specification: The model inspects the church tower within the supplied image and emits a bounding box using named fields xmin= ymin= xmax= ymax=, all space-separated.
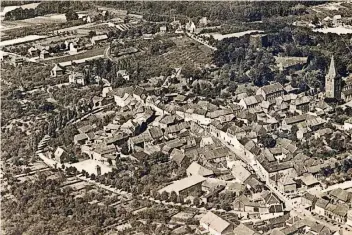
xmin=325 ymin=56 xmax=341 ymax=99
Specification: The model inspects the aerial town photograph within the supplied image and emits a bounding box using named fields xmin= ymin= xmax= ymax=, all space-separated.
xmin=1 ymin=0 xmax=352 ymax=234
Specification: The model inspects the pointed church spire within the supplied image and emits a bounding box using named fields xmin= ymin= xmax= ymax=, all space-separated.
xmin=327 ymin=55 xmax=336 ymax=79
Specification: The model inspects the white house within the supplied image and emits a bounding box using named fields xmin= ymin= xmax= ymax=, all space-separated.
xmin=68 ymin=42 xmax=78 ymax=55
xmin=69 ymin=72 xmax=85 ymax=85
xmin=91 ymin=34 xmax=108 ymax=45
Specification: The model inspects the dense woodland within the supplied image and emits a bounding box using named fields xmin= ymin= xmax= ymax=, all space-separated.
xmin=4 ymin=1 xmax=92 ymax=21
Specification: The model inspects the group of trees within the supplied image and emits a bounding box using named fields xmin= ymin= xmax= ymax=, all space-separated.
xmin=4 ymin=1 xmax=91 ymax=21
xmin=98 ymin=1 xmax=320 ymax=22
xmin=149 ymin=40 xmax=175 ymax=55
xmin=83 ymin=58 xmax=130 ymax=88
xmin=106 ymin=23 xmax=163 ymax=40
xmin=1 ymin=174 xmax=121 ymax=235
xmin=212 ymin=23 xmax=352 ymax=93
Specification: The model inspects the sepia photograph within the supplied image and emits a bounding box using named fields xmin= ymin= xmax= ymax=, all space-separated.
xmin=1 ymin=0 xmax=352 ymax=234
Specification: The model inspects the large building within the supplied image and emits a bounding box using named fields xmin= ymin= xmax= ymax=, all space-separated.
xmin=256 ymin=83 xmax=284 ymax=101
xmin=325 ymin=56 xmax=341 ymax=100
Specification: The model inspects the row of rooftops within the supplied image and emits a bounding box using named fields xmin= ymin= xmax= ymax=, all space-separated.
xmin=107 ymin=83 xmax=337 ymax=131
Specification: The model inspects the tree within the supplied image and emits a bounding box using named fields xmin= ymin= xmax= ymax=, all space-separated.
xmin=65 ymin=10 xmax=78 ymax=21
xmin=121 ymin=142 xmax=129 ymax=155
xmin=90 ymin=173 xmax=96 ymax=180
xmin=193 ymin=197 xmax=200 ymax=207
xmin=88 ymin=30 xmax=97 ymax=38
xmin=258 ymin=134 xmax=276 ymax=148
xmin=170 ymin=191 xmax=178 ymax=203
xmin=312 ymin=15 xmax=319 ymax=25
xmin=160 ymin=191 xmax=169 ymax=201
xmin=221 ymin=202 xmax=232 ymax=211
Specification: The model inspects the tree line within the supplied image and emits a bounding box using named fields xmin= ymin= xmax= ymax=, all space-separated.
xmin=4 ymin=1 xmax=91 ymax=21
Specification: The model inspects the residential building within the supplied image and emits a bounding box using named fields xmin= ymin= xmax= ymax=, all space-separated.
xmin=314 ymin=198 xmax=329 ymax=216
xmin=91 ymin=34 xmax=108 ymax=45
xmin=51 ymin=64 xmax=65 ymax=77
xmin=69 ymin=72 xmax=85 ymax=85
xmin=54 ymin=147 xmax=69 ymax=163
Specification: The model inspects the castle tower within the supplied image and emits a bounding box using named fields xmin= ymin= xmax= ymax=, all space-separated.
xmin=325 ymin=56 xmax=341 ymax=99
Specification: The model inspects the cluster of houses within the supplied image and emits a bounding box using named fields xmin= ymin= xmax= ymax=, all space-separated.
xmin=195 ymin=209 xmax=348 ymax=235
xmin=25 ymin=14 xmax=352 ymax=233
xmin=301 ymin=187 xmax=352 ymax=225
xmin=45 ymin=58 xmax=350 ymax=224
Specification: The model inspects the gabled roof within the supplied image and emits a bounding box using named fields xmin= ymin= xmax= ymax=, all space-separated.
xmin=170 ymin=148 xmax=185 ymax=165
xmin=74 ymin=133 xmax=88 ymax=142
xmin=329 ymin=188 xmax=351 ymax=202
xmin=283 ymin=114 xmax=307 ymax=125
xmin=148 ymin=126 xmax=163 ymax=139
xmin=187 ymin=162 xmax=214 ymax=177
xmin=233 ymin=224 xmax=257 ymax=235
xmin=299 ymin=173 xmax=319 ymax=186
xmin=200 ymin=212 xmax=232 ymax=234
xmin=130 ymin=131 xmax=153 ymax=144
xmin=52 ymin=63 xmax=64 ymax=71
xmin=315 ymin=198 xmax=329 ymax=209
xmin=264 ymin=191 xmax=281 ymax=205
xmin=159 ymin=175 xmax=205 ymax=194
xmin=91 ymin=34 xmax=108 ymax=41
xmin=258 ymin=83 xmax=284 ymax=95
xmin=231 ymin=162 xmax=251 ymax=182
xmin=242 ymin=95 xmax=264 ymax=106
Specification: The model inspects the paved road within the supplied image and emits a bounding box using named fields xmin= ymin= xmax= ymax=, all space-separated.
xmin=209 ymin=131 xmax=294 ymax=210
xmin=186 ymin=32 xmax=217 ymax=51
xmin=104 ymin=46 xmax=112 ymax=60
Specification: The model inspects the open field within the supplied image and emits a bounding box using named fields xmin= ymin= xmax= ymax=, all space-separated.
xmin=313 ymin=26 xmax=352 ymax=35
xmin=0 ymin=35 xmax=48 ymax=47
xmin=71 ymin=159 xmax=113 ymax=175
xmin=45 ymin=47 xmax=106 ymax=64
xmin=22 ymin=14 xmax=67 ymax=24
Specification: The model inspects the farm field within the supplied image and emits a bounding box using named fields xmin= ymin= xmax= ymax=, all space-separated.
xmin=21 ymin=14 xmax=67 ymax=24
xmin=165 ymin=36 xmax=214 ymax=66
xmin=126 ymin=36 xmax=213 ymax=78
xmin=1 ymin=13 xmax=67 ymax=32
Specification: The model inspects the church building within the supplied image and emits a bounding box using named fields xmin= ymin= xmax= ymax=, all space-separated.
xmin=325 ymin=56 xmax=341 ymax=100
